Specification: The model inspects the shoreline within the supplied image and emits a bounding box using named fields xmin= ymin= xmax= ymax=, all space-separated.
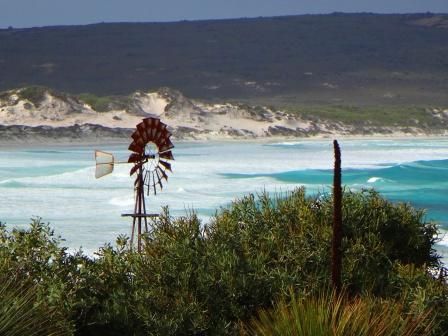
xmin=0 ymin=132 xmax=447 ymax=149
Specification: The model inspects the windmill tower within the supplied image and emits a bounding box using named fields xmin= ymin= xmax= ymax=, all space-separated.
xmin=95 ymin=117 xmax=174 ymax=251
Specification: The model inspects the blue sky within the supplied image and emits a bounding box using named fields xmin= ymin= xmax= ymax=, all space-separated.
xmin=1 ymin=0 xmax=447 ymax=28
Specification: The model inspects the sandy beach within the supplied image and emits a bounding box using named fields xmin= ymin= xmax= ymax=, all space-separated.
xmin=1 ymin=88 xmax=446 ymax=146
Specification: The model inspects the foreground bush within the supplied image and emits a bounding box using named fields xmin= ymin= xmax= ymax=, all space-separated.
xmin=243 ymin=290 xmax=435 ymax=336
xmin=0 ymin=275 xmax=72 ymax=336
xmin=0 ymin=188 xmax=446 ymax=335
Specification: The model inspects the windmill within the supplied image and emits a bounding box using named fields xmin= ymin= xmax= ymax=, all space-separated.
xmin=95 ymin=117 xmax=174 ymax=252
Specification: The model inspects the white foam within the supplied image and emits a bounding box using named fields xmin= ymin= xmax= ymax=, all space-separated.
xmin=109 ymin=196 xmax=134 ymax=207
xmin=438 ymin=230 xmax=448 ymax=247
xmin=1 ymin=139 xmax=448 ymax=254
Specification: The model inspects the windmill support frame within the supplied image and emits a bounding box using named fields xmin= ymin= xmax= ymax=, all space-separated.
xmin=121 ymin=166 xmax=159 ymax=252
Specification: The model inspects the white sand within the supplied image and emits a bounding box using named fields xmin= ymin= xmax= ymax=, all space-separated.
xmin=0 ymin=88 xmax=446 ymax=142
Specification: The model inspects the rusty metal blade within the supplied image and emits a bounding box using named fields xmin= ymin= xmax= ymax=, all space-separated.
xmin=157 ymin=166 xmax=168 ymax=181
xmin=152 ymin=130 xmax=162 ymax=144
xmin=145 ymin=128 xmax=153 ymax=141
xmin=155 ymin=128 xmax=172 ymax=143
xmin=159 ymin=150 xmax=174 ymax=160
xmin=152 ymin=171 xmax=157 ymax=195
xmin=159 ymin=160 xmax=172 ymax=172
xmin=128 ymin=153 xmax=142 ymax=163
xmin=132 ymin=132 xmax=146 ymax=147
xmin=130 ymin=162 xmax=142 ymax=176
xmin=129 ymin=141 xmax=144 ymax=154
xmin=153 ymin=124 xmax=167 ymax=144
xmin=135 ymin=124 xmax=148 ymax=143
xmin=158 ymin=139 xmax=174 ymax=153
xmin=143 ymin=117 xmax=153 ymax=128
xmin=152 ymin=118 xmax=160 ymax=129
xmin=155 ymin=169 xmax=163 ymax=189
xmin=142 ymin=169 xmax=147 ymax=183
xmin=145 ymin=169 xmax=151 ymax=195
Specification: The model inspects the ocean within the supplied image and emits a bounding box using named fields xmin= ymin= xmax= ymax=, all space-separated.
xmin=1 ymin=139 xmax=447 ymax=262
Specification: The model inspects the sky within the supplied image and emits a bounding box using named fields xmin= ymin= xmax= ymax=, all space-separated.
xmin=1 ymin=0 xmax=447 ymax=28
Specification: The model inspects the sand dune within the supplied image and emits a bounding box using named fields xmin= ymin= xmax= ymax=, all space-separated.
xmin=0 ymin=87 xmax=445 ymax=144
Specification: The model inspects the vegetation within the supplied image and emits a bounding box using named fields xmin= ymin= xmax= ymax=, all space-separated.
xmin=283 ymin=105 xmax=445 ymax=128
xmin=0 ymin=188 xmax=447 ymax=335
xmin=0 ymin=14 xmax=447 ymax=105
xmin=243 ymin=290 xmax=435 ymax=336
xmin=0 ymin=277 xmax=71 ymax=335
xmin=17 ymin=85 xmax=49 ymax=107
xmin=77 ymin=93 xmax=132 ymax=112
xmin=6 ymin=85 xmax=447 ymax=129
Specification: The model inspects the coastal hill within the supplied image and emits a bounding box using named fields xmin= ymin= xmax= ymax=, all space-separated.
xmin=1 ymin=13 xmax=448 ymax=142
xmin=1 ymin=86 xmax=447 ymax=143
xmin=0 ymin=13 xmax=447 ymax=107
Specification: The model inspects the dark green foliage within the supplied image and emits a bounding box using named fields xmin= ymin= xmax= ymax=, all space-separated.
xmin=17 ymin=86 xmax=49 ymax=107
xmin=0 ymin=276 xmax=72 ymax=336
xmin=0 ymin=219 xmax=74 ymax=335
xmin=77 ymin=93 xmax=132 ymax=112
xmin=0 ymin=189 xmax=446 ymax=335
xmin=0 ymin=14 xmax=447 ymax=105
xmin=243 ymin=289 xmax=436 ymax=336
xmin=283 ymin=105 xmax=447 ymax=128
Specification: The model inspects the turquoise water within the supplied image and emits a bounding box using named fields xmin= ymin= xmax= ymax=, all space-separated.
xmin=223 ymin=159 xmax=448 ymax=225
xmin=0 ymin=139 xmax=447 ymax=260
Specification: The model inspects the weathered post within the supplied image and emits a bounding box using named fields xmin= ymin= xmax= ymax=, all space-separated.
xmin=332 ymin=140 xmax=342 ymax=292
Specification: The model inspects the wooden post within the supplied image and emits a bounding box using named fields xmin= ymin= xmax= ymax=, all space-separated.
xmin=332 ymin=140 xmax=342 ymax=292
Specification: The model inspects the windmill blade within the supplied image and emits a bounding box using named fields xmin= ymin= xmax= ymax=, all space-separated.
xmin=95 ymin=150 xmax=114 ymax=178
xmin=146 ymin=127 xmax=154 ymax=141
xmin=155 ymin=169 xmax=163 ymax=190
xmin=159 ymin=159 xmax=172 ymax=172
xmin=144 ymin=117 xmax=159 ymax=129
xmin=157 ymin=166 xmax=168 ymax=181
xmin=144 ymin=170 xmax=152 ymax=196
xmin=159 ymin=150 xmax=174 ymax=161
xmin=152 ymin=171 xmax=157 ymax=195
xmin=152 ymin=123 xmax=166 ymax=143
xmin=132 ymin=130 xmax=147 ymax=147
xmin=158 ymin=139 xmax=174 ymax=154
xmin=155 ymin=129 xmax=172 ymax=145
xmin=129 ymin=141 xmax=144 ymax=154
xmin=136 ymin=123 xmax=149 ymax=142
xmin=128 ymin=153 xmax=142 ymax=163
xmin=130 ymin=162 xmax=143 ymax=176
xmin=144 ymin=118 xmax=160 ymax=140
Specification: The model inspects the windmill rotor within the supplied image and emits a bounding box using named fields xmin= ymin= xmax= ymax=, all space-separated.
xmin=128 ymin=118 xmax=174 ymax=195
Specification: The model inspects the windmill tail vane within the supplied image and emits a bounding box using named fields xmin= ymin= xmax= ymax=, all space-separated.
xmin=94 ymin=117 xmax=175 ymax=252
xmin=94 ymin=150 xmax=115 ymax=178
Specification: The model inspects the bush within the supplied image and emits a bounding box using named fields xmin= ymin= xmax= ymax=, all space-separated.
xmin=18 ymin=86 xmax=48 ymax=106
xmin=0 ymin=189 xmax=446 ymax=335
xmin=243 ymin=289 xmax=435 ymax=336
xmin=0 ymin=276 xmax=72 ymax=336
xmin=0 ymin=219 xmax=74 ymax=335
xmin=78 ymin=93 xmax=131 ymax=112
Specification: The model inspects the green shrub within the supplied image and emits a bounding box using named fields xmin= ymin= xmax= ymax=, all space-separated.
xmin=0 ymin=275 xmax=72 ymax=335
xmin=18 ymin=86 xmax=48 ymax=106
xmin=78 ymin=93 xmax=131 ymax=112
xmin=243 ymin=289 xmax=435 ymax=336
xmin=0 ymin=189 xmax=446 ymax=335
